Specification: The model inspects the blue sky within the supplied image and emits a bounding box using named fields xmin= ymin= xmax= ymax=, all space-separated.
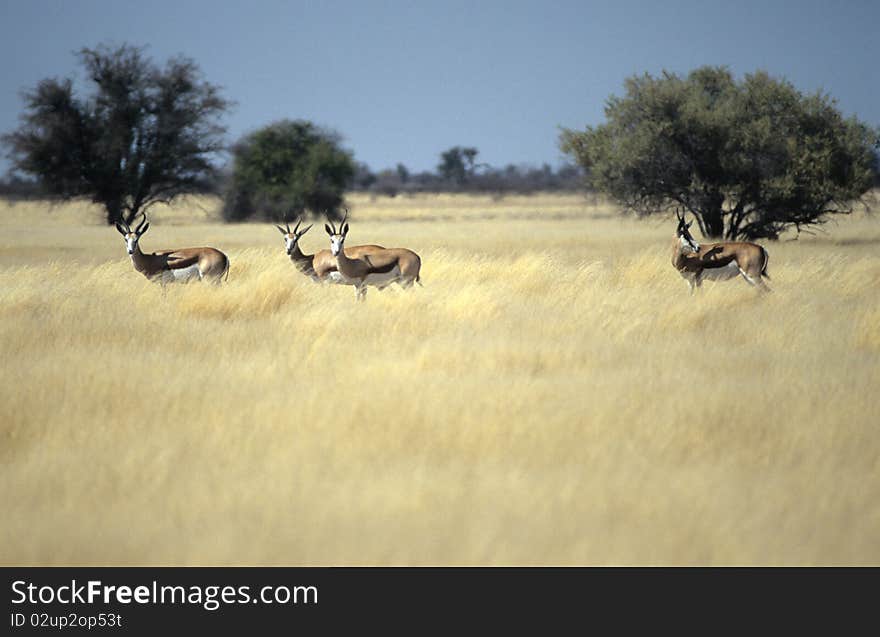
xmin=1 ymin=0 xmax=878 ymax=174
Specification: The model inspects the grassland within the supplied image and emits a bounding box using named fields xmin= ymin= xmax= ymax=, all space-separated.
xmin=1 ymin=193 xmax=878 ymax=565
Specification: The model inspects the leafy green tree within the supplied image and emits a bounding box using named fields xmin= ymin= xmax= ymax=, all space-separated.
xmin=223 ymin=119 xmax=355 ymax=221
xmin=2 ymin=43 xmax=229 ymax=225
xmin=396 ymin=163 xmax=410 ymax=184
xmin=560 ymin=67 xmax=879 ymax=239
xmin=438 ymin=146 xmax=479 ymax=186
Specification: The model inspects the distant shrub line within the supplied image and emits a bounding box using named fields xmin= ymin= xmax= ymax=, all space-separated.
xmin=2 ymin=42 xmax=876 ymax=237
xmin=0 ymin=162 xmax=589 ymax=202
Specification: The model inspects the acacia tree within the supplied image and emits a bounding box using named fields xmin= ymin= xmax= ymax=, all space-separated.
xmin=222 ymin=119 xmax=355 ymax=221
xmin=560 ymin=67 xmax=879 ymax=239
xmin=438 ymin=146 xmax=479 ymax=186
xmin=2 ymin=44 xmax=230 ymax=225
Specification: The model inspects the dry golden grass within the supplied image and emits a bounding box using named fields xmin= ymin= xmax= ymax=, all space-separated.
xmin=1 ymin=194 xmax=879 ymax=565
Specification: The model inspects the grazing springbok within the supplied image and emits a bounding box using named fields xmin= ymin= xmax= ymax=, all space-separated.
xmin=275 ymin=218 xmax=385 ymax=284
xmin=115 ymin=214 xmax=229 ymax=284
xmin=324 ymin=214 xmax=422 ymax=301
xmin=672 ymin=212 xmax=770 ymax=293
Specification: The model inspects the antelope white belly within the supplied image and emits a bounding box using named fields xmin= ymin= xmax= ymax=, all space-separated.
xmin=703 ymin=262 xmax=740 ymax=281
xmin=167 ymin=264 xmax=201 ymax=282
xmin=325 ymin=271 xmax=348 ymax=284
xmin=364 ymin=267 xmax=401 ymax=287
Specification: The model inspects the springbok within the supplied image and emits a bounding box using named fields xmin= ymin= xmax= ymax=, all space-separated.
xmin=672 ymin=212 xmax=770 ymax=293
xmin=324 ymin=214 xmax=422 ymax=301
xmin=275 ymin=218 xmax=385 ymax=284
xmin=115 ymin=214 xmax=229 ymax=284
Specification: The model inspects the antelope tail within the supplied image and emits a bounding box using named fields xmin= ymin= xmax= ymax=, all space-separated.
xmin=761 ymin=246 xmax=770 ymax=279
xmin=224 ymin=260 xmax=231 ymax=282
xmin=416 ymin=274 xmax=423 ymax=287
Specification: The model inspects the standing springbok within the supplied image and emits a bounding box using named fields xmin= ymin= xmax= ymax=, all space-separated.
xmin=276 ymin=218 xmax=385 ymax=283
xmin=115 ymin=213 xmax=229 ymax=284
xmin=672 ymin=212 xmax=770 ymax=293
xmin=324 ymin=214 xmax=422 ymax=301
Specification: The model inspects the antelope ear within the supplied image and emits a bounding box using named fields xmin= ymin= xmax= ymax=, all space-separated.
xmin=275 ymin=224 xmax=287 ymax=235
xmin=325 ymin=224 xmax=333 ymax=236
xmin=686 ymin=221 xmax=693 ymax=228
xmin=115 ymin=222 xmax=127 ymax=235
xmin=299 ymin=224 xmax=313 ymax=236
xmin=341 ymin=223 xmax=349 ymax=235
xmin=139 ymin=222 xmax=149 ymax=235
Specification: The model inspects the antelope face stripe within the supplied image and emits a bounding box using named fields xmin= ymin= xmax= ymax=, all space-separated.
xmin=284 ymin=235 xmax=296 ymax=255
xmin=330 ymin=235 xmax=344 ymax=256
xmin=125 ymin=234 xmax=139 ymax=255
xmin=679 ymin=235 xmax=699 ymax=253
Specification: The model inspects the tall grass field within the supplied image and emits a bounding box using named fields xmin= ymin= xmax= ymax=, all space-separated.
xmin=1 ymin=193 xmax=878 ymax=564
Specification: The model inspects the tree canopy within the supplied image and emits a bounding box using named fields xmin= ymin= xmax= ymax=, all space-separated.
xmin=560 ymin=67 xmax=879 ymax=239
xmin=222 ymin=119 xmax=355 ymax=222
xmin=2 ymin=43 xmax=230 ymax=225
xmin=437 ymin=146 xmax=480 ymax=186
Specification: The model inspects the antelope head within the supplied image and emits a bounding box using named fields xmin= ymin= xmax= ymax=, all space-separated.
xmin=276 ymin=218 xmax=313 ymax=255
xmin=676 ymin=211 xmax=700 ymax=253
xmin=324 ymin=210 xmax=349 ymax=257
xmin=115 ymin=213 xmax=150 ymax=255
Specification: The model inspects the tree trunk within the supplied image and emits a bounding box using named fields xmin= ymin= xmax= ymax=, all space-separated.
xmin=105 ymin=200 xmax=123 ymax=226
xmin=699 ymin=193 xmax=725 ymax=239
xmin=124 ymin=207 xmax=141 ymax=226
xmin=725 ymin=207 xmax=742 ymax=240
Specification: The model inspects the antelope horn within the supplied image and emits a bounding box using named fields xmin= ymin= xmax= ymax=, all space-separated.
xmin=134 ymin=213 xmax=148 ymax=234
xmin=293 ymin=218 xmax=301 ymax=234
